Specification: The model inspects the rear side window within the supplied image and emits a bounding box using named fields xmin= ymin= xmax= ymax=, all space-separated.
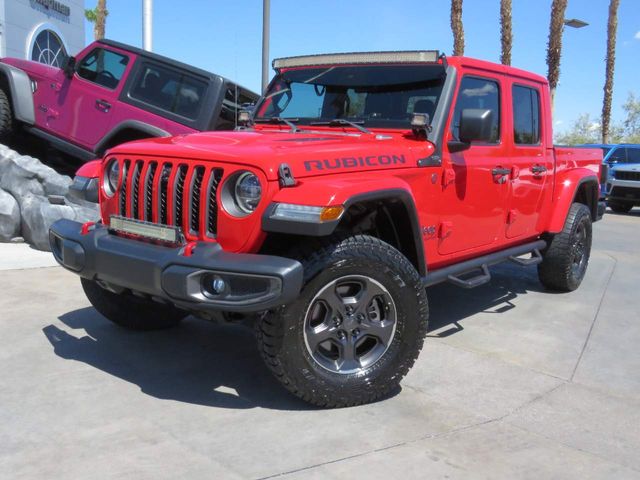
xmin=216 ymin=85 xmax=257 ymax=130
xmin=130 ymin=63 xmax=207 ymax=120
xmin=512 ymin=85 xmax=540 ymax=144
xmin=77 ymin=48 xmax=129 ymax=89
xmin=452 ymin=76 xmax=501 ymax=144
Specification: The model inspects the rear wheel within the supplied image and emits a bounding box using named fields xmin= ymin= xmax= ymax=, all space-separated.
xmin=257 ymin=235 xmax=429 ymax=408
xmin=0 ymin=88 xmax=14 ymax=142
xmin=607 ymin=201 xmax=633 ymax=214
xmin=81 ymin=278 xmax=187 ymax=330
xmin=538 ymin=203 xmax=592 ymax=292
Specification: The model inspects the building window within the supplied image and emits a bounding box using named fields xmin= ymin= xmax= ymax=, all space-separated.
xmin=31 ymin=30 xmax=68 ymax=67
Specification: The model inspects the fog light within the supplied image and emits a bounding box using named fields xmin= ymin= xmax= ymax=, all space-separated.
xmin=210 ymin=277 xmax=226 ymax=295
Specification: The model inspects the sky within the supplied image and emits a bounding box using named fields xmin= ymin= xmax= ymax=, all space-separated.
xmin=83 ymin=0 xmax=640 ymax=135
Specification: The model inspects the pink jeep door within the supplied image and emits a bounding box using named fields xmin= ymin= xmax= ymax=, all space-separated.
xmin=51 ymin=45 xmax=134 ymax=149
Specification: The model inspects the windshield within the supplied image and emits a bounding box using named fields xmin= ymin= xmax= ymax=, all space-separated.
xmin=256 ymin=65 xmax=446 ymax=129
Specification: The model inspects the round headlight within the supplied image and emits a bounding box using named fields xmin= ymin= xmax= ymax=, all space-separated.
xmin=104 ymin=160 xmax=120 ymax=196
xmin=234 ymin=172 xmax=261 ymax=214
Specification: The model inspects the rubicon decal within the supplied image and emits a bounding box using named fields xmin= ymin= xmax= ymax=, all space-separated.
xmin=304 ymin=154 xmax=406 ymax=171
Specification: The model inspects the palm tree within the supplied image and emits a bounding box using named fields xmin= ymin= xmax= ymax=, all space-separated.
xmin=500 ymin=0 xmax=513 ymax=65
xmin=451 ymin=0 xmax=464 ymax=56
xmin=602 ymin=0 xmax=620 ymax=144
xmin=85 ymin=0 xmax=108 ymax=40
xmin=546 ymin=0 xmax=568 ymax=110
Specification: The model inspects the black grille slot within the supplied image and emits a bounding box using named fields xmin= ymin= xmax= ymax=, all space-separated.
xmin=174 ymin=165 xmax=188 ymax=227
xmin=159 ymin=164 xmax=171 ymax=225
xmin=190 ymin=166 xmax=205 ymax=233
xmin=616 ymin=171 xmax=640 ymax=181
xmin=207 ymin=169 xmax=223 ymax=236
xmin=119 ymin=160 xmax=130 ymax=216
xmin=131 ymin=160 xmax=143 ymax=219
xmin=144 ymin=162 xmax=158 ymax=221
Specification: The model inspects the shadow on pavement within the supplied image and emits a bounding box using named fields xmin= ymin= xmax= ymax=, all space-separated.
xmin=42 ymin=307 xmax=319 ymax=411
xmin=41 ymin=261 xmax=545 ymax=410
xmin=427 ymin=261 xmax=546 ymax=337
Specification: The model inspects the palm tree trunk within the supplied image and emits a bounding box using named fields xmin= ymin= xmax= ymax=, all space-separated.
xmin=546 ymin=0 xmax=568 ymax=111
xmin=95 ymin=0 xmax=107 ymax=40
xmin=500 ymin=0 xmax=513 ymax=65
xmin=602 ymin=0 xmax=620 ymax=144
xmin=451 ymin=0 xmax=465 ymax=56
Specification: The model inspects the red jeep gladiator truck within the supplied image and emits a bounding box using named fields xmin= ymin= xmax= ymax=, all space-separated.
xmin=49 ymin=51 xmax=604 ymax=407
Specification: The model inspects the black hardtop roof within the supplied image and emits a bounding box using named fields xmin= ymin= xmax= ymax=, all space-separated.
xmin=97 ymin=39 xmax=253 ymax=93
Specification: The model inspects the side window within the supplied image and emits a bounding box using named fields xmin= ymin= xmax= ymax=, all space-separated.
xmin=216 ymin=85 xmax=258 ymax=130
xmin=129 ymin=63 xmax=207 ymax=120
xmin=77 ymin=48 xmax=129 ymax=89
xmin=608 ymin=148 xmax=626 ymax=163
xmin=512 ymin=85 xmax=540 ymax=144
xmin=626 ymin=148 xmax=640 ymax=163
xmin=452 ymin=76 xmax=501 ymax=144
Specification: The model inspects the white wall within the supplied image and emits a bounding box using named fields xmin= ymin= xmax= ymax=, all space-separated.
xmin=1 ymin=0 xmax=85 ymax=59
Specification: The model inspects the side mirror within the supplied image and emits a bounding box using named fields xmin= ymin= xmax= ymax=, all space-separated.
xmin=63 ymin=56 xmax=77 ymax=79
xmin=459 ymin=108 xmax=494 ymax=144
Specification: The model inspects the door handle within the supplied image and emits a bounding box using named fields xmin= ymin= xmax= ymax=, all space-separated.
xmin=531 ymin=164 xmax=547 ymax=175
xmin=491 ymin=167 xmax=511 ymax=176
xmin=95 ymin=99 xmax=111 ymax=112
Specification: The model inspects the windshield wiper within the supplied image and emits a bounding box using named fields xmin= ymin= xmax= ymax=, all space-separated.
xmin=310 ymin=119 xmax=373 ymax=135
xmin=254 ymin=117 xmax=300 ymax=133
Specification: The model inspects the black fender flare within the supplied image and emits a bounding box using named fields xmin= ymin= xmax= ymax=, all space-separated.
xmin=0 ymin=63 xmax=35 ymax=124
xmin=262 ymin=188 xmax=427 ymax=276
xmin=95 ymin=120 xmax=171 ymax=155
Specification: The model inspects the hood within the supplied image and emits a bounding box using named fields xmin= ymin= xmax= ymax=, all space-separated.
xmin=612 ymin=163 xmax=640 ymax=172
xmin=108 ymin=128 xmax=435 ymax=181
xmin=1 ymin=57 xmax=61 ymax=77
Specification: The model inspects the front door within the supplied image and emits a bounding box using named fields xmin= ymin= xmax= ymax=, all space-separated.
xmin=51 ymin=46 xmax=131 ymax=149
xmin=438 ymin=74 xmax=510 ymax=256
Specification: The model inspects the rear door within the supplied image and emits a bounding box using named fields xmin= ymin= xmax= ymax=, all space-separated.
xmin=504 ymin=82 xmax=552 ymax=238
xmin=438 ymin=73 xmax=510 ymax=256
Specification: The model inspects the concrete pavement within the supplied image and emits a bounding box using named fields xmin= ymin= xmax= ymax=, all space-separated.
xmin=0 ymin=210 xmax=639 ymax=479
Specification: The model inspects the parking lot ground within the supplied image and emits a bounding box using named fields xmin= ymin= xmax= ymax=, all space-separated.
xmin=1 ymin=210 xmax=639 ymax=479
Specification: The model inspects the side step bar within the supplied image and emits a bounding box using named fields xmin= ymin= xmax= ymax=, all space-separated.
xmin=422 ymin=240 xmax=547 ymax=289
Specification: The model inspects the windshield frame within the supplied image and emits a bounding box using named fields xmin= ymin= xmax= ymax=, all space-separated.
xmin=254 ymin=63 xmax=447 ymax=131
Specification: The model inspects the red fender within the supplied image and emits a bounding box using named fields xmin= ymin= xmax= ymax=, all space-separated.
xmin=547 ymin=168 xmax=599 ymax=233
xmin=75 ymin=159 xmax=101 ymax=178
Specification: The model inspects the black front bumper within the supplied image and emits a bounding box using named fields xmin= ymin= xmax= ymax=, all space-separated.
xmin=49 ymin=219 xmax=303 ymax=313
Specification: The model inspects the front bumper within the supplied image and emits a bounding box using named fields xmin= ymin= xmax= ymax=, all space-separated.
xmin=605 ymin=179 xmax=640 ymax=205
xmin=49 ymin=219 xmax=304 ymax=313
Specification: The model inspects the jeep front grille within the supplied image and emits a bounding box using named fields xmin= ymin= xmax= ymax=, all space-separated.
xmin=615 ymin=171 xmax=640 ymax=182
xmin=117 ymin=159 xmax=224 ymax=238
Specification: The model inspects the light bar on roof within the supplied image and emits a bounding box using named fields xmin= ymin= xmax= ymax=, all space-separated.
xmin=273 ymin=51 xmax=440 ymax=69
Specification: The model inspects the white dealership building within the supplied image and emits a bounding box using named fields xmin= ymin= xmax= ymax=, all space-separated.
xmin=0 ymin=0 xmax=85 ymax=67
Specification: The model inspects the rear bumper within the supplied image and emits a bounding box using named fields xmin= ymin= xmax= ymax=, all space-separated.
xmin=49 ymin=219 xmax=303 ymax=313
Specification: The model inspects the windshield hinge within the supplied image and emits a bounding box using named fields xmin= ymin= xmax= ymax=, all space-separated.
xmin=278 ymin=163 xmax=296 ymax=187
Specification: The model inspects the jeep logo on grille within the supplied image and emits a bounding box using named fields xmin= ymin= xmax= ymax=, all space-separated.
xmin=304 ymin=154 xmax=406 ymax=172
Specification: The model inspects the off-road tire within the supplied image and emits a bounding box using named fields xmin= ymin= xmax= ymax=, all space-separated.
xmin=607 ymin=201 xmax=633 ymax=214
xmin=81 ymin=278 xmax=187 ymax=330
xmin=256 ymin=235 xmax=429 ymax=408
xmin=0 ymin=88 xmax=14 ymax=142
xmin=538 ymin=203 xmax=592 ymax=292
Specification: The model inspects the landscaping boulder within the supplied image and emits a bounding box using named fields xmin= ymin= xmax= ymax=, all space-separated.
xmin=0 ymin=187 xmax=20 ymax=241
xmin=0 ymin=145 xmax=71 ymax=198
xmin=19 ymin=194 xmax=99 ymax=251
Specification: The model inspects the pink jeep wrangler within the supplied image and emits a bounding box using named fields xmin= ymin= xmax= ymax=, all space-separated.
xmin=0 ymin=39 xmax=258 ymax=162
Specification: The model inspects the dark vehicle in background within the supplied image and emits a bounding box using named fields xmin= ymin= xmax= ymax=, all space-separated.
xmin=0 ymin=39 xmax=258 ymax=162
xmin=580 ymin=144 xmax=640 ymax=213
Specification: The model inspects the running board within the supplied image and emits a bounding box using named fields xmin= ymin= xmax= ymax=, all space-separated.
xmin=422 ymin=240 xmax=547 ymax=288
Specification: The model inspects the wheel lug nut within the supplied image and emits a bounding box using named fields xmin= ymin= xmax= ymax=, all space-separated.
xmin=357 ymin=313 xmax=365 ymax=322
xmin=352 ymin=328 xmax=360 ymax=336
xmin=333 ymin=317 xmax=342 ymax=326
xmin=346 ymin=306 xmax=353 ymax=314
xmin=337 ymin=330 xmax=346 ymax=340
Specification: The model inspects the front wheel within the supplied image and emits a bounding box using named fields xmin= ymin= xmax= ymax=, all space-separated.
xmin=0 ymin=88 xmax=14 ymax=142
xmin=538 ymin=203 xmax=593 ymax=292
xmin=257 ymin=235 xmax=429 ymax=408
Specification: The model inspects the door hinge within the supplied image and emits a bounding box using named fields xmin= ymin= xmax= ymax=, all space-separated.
xmin=438 ymin=221 xmax=453 ymax=239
